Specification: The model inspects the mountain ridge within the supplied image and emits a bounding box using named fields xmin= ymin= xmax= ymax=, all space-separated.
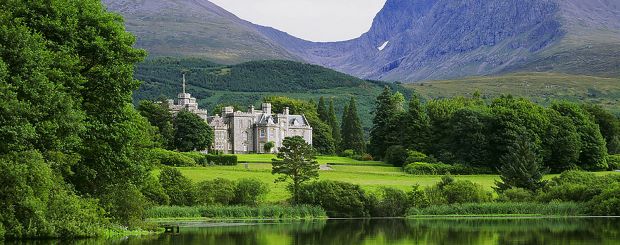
xmin=103 ymin=0 xmax=620 ymax=82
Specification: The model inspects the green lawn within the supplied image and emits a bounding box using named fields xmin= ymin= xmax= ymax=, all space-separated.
xmin=172 ymin=162 xmax=620 ymax=204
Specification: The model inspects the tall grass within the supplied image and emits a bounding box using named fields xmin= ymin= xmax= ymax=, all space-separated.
xmin=146 ymin=205 xmax=327 ymax=220
xmin=407 ymin=202 xmax=587 ymax=216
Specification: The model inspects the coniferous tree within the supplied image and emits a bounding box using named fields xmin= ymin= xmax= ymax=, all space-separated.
xmin=495 ymin=135 xmax=547 ymax=192
xmin=369 ymin=87 xmax=402 ymax=159
xmin=328 ymin=99 xmax=342 ymax=148
xmin=342 ymin=98 xmax=366 ymax=154
xmin=317 ymin=97 xmax=329 ymax=123
xmin=340 ymin=104 xmax=350 ymax=153
xmin=402 ymin=95 xmax=431 ymax=152
xmin=272 ymin=136 xmax=319 ymax=204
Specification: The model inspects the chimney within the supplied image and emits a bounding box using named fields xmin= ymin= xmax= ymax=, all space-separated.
xmin=248 ymin=105 xmax=255 ymax=114
xmin=284 ymin=107 xmax=290 ymax=115
xmin=262 ymin=103 xmax=272 ymax=115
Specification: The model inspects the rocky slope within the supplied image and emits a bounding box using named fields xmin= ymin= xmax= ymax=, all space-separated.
xmin=259 ymin=0 xmax=620 ymax=82
xmin=103 ymin=0 xmax=620 ymax=82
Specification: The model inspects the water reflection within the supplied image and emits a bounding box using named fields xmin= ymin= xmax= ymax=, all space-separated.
xmin=5 ymin=218 xmax=620 ymax=245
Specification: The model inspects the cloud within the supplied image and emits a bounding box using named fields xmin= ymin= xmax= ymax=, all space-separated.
xmin=209 ymin=0 xmax=386 ymax=42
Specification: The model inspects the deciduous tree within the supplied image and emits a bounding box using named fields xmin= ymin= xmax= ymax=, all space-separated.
xmin=272 ymin=136 xmax=319 ymax=204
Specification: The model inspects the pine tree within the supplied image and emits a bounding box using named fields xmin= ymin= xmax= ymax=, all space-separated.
xmin=495 ymin=135 xmax=547 ymax=192
xmin=317 ymin=97 xmax=329 ymax=123
xmin=369 ymin=86 xmax=405 ymax=159
xmin=328 ymin=99 xmax=341 ymax=147
xmin=403 ymin=95 xmax=430 ymax=152
xmin=340 ymin=104 xmax=350 ymax=153
xmin=341 ymin=98 xmax=366 ymax=154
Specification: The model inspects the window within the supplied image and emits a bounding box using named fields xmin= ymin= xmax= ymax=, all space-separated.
xmin=260 ymin=129 xmax=265 ymax=138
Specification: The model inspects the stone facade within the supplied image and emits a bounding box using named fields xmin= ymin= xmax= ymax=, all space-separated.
xmin=168 ymin=76 xmax=312 ymax=154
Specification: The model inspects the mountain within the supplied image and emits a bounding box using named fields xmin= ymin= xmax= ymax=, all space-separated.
xmin=102 ymin=0 xmax=299 ymax=64
xmin=104 ymin=0 xmax=620 ymax=82
xmin=260 ymin=0 xmax=620 ymax=82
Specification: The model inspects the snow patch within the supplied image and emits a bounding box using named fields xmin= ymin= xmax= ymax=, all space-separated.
xmin=377 ymin=41 xmax=389 ymax=51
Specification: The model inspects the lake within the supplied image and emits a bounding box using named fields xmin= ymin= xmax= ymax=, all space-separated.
xmin=7 ymin=218 xmax=620 ymax=244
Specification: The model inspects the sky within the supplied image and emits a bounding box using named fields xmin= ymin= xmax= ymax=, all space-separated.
xmin=209 ymin=0 xmax=387 ymax=42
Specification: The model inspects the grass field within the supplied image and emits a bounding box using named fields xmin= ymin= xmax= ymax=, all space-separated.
xmin=410 ymin=72 xmax=620 ymax=115
xmin=168 ymin=156 xmax=620 ymax=203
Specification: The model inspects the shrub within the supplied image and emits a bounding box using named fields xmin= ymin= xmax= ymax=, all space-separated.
xmin=405 ymin=151 xmax=429 ymax=164
xmin=442 ymin=180 xmax=492 ymax=204
xmin=141 ymin=175 xmax=170 ymax=205
xmin=497 ymin=188 xmax=534 ymax=202
xmin=407 ymin=202 xmax=586 ymax=216
xmin=404 ymin=162 xmax=453 ymax=175
xmin=587 ymin=183 xmax=620 ymax=216
xmin=384 ymin=145 xmax=408 ymax=167
xmin=297 ymin=181 xmax=369 ymax=218
xmin=159 ymin=167 xmax=196 ymax=206
xmin=371 ymin=188 xmax=410 ymax=217
xmin=0 ymin=151 xmax=107 ymax=239
xmin=234 ymin=178 xmax=270 ymax=206
xmin=146 ymin=205 xmax=327 ymax=220
xmin=182 ymin=152 xmax=209 ymax=165
xmin=101 ymin=183 xmax=149 ymax=229
xmin=0 ymin=219 xmax=4 ymax=241
xmin=341 ymin=149 xmax=355 ymax=158
xmin=537 ymin=170 xmax=620 ymax=203
xmin=151 ymin=148 xmax=196 ymax=167
xmin=407 ymin=185 xmax=430 ymax=209
xmin=608 ymin=155 xmax=620 ymax=170
xmin=196 ymin=178 xmax=237 ymax=205
xmin=206 ymin=154 xmax=238 ymax=166
xmin=353 ymin=153 xmax=374 ymax=161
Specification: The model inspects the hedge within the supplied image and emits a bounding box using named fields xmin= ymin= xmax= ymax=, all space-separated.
xmin=151 ymin=148 xmax=196 ymax=167
xmin=206 ymin=154 xmax=238 ymax=166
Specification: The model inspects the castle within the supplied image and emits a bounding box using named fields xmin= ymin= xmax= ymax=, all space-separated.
xmin=168 ymin=75 xmax=313 ymax=154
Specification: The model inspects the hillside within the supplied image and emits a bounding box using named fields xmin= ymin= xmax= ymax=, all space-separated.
xmin=134 ymin=58 xmax=410 ymax=129
xmin=261 ymin=0 xmax=620 ymax=82
xmin=409 ymin=73 xmax=620 ymax=115
xmin=102 ymin=0 xmax=299 ymax=64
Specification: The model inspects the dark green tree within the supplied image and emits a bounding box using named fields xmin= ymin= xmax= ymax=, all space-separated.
xmin=138 ymin=100 xmax=175 ymax=149
xmin=159 ymin=167 xmax=196 ymax=206
xmin=341 ymin=98 xmax=366 ymax=154
xmin=328 ymin=99 xmax=341 ymax=147
xmin=340 ymin=104 xmax=350 ymax=153
xmin=495 ymin=135 xmax=547 ymax=192
xmin=263 ymin=141 xmax=275 ymax=153
xmin=542 ymin=110 xmax=581 ymax=172
xmin=173 ymin=110 xmax=214 ymax=152
xmin=317 ymin=97 xmax=329 ymax=122
xmin=369 ymin=87 xmax=403 ymax=158
xmin=552 ymin=102 xmax=608 ymax=170
xmin=582 ymin=104 xmax=620 ymax=154
xmin=446 ymin=107 xmax=491 ymax=167
xmin=402 ymin=95 xmax=431 ymax=152
xmin=272 ymin=136 xmax=319 ymax=204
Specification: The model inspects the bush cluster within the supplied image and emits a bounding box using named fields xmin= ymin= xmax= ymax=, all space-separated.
xmin=405 ymin=171 xmax=620 ymax=217
xmin=404 ymin=162 xmax=490 ymax=175
xmin=146 ymin=205 xmax=326 ymax=220
xmin=608 ymin=155 xmax=620 ymax=170
xmin=158 ymin=167 xmax=269 ymax=207
xmin=151 ymin=149 xmax=239 ymax=166
xmin=205 ymin=154 xmax=238 ymax=166
xmin=297 ymin=180 xmax=369 ymax=218
xmin=151 ymin=148 xmax=197 ymax=167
